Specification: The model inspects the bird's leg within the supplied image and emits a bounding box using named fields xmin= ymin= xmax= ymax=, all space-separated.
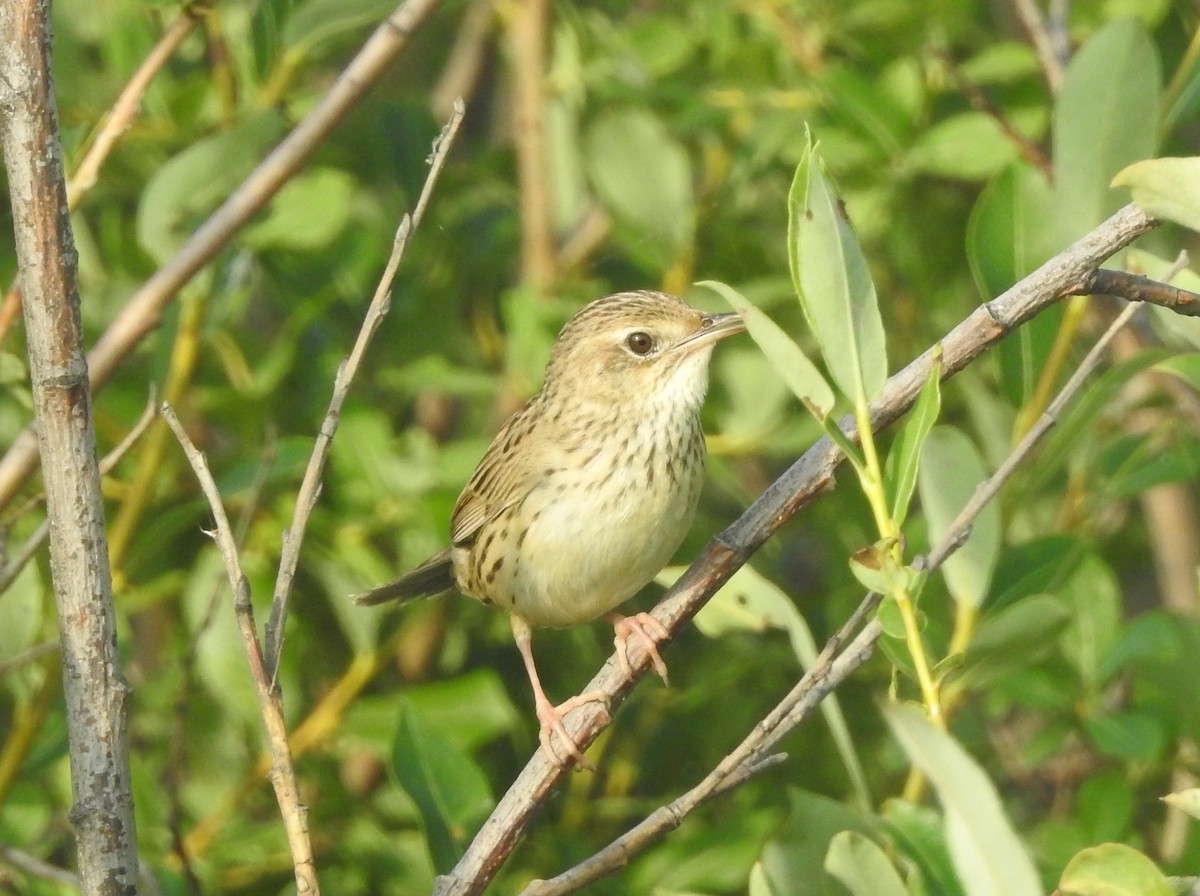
xmin=607 ymin=612 xmax=670 ymax=684
xmin=510 ymin=614 xmax=608 ymax=769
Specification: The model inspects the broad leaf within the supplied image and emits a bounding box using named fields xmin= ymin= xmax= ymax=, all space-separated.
xmin=885 ymin=704 xmax=1041 ymax=896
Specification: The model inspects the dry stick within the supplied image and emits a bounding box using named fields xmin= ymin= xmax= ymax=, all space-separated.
xmin=1014 ymin=0 xmax=1066 ymax=93
xmin=0 ymin=390 xmax=158 ymax=596
xmin=430 ymin=202 xmax=1159 ymax=896
xmin=263 ymin=97 xmax=466 ymax=677
xmin=0 ymin=0 xmax=445 ymax=514
xmin=0 ymin=1 xmax=140 ymax=891
xmin=507 ymin=0 xmax=555 ymax=291
xmin=529 ymin=283 xmax=1159 ymax=895
xmin=0 ymin=843 xmax=80 ymax=889
xmin=159 ymin=405 xmax=319 ymax=896
xmin=66 ymin=3 xmax=205 ymax=207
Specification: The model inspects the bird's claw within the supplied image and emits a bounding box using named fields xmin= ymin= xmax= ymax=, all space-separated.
xmin=610 ymin=612 xmax=670 ymax=683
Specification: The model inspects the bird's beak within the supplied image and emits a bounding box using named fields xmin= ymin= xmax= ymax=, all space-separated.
xmin=675 ymin=311 xmax=745 ymax=352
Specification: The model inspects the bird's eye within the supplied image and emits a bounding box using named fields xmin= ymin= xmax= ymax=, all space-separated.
xmin=625 ymin=331 xmax=655 ymax=356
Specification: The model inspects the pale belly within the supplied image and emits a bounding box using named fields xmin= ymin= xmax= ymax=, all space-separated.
xmin=499 ymin=448 xmax=704 ymax=628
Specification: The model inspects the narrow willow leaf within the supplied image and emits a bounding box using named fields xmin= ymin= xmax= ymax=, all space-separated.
xmin=1112 ymin=157 xmax=1200 ymax=232
xmin=885 ymin=704 xmax=1041 ymax=896
xmin=787 ymin=132 xmax=888 ymax=404
xmin=825 ymin=831 xmax=909 ymax=896
xmin=917 ymin=427 xmax=999 ymax=610
xmin=1162 ymin=788 xmax=1200 ymax=821
xmin=699 ymin=280 xmax=835 ymax=417
xmin=1054 ymin=18 xmax=1160 ymax=244
xmin=884 ymin=356 xmax=942 ymax=527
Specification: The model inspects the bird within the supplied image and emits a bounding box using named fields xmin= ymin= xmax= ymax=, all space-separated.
xmin=355 ymin=290 xmax=744 ymax=766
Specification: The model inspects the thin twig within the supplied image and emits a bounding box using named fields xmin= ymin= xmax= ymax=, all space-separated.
xmin=1068 ymin=267 xmax=1200 ymax=315
xmin=0 ymin=389 xmax=157 ymax=596
xmin=519 ymin=594 xmax=884 ymax=895
xmin=159 ymin=404 xmax=319 ymax=896
xmin=165 ymin=432 xmax=277 ymax=896
xmin=0 ymin=843 xmax=80 ymax=888
xmin=938 ymin=48 xmax=1052 ymax=177
xmin=263 ymin=97 xmax=466 ymax=678
xmin=430 ymin=203 xmax=1159 ymax=896
xmin=1013 ymin=0 xmax=1066 ymax=93
xmin=66 ymin=3 xmax=205 ymax=207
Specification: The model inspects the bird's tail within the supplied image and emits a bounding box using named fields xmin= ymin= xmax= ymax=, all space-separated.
xmin=353 ymin=548 xmax=455 ymax=606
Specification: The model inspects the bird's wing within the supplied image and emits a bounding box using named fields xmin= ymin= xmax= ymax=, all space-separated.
xmin=450 ymin=400 xmax=543 ymax=547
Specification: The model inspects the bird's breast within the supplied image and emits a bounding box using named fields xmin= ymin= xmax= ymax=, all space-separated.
xmin=474 ymin=409 xmax=706 ymax=628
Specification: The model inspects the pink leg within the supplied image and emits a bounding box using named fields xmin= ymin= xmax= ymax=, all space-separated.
xmin=607 ymin=612 xmax=670 ymax=683
xmin=510 ymin=614 xmax=608 ymax=769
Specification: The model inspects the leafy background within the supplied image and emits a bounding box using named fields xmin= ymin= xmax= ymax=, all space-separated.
xmin=3 ymin=0 xmax=1200 ymax=893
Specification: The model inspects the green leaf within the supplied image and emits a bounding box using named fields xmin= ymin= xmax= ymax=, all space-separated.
xmin=884 ymin=704 xmax=1042 ymax=896
xmin=825 ymin=831 xmax=908 ymax=896
xmin=1113 ymin=157 xmax=1200 ymax=232
xmin=883 ymin=799 xmax=966 ymax=896
xmin=967 ymin=163 xmax=1057 ymax=297
xmin=787 ymin=131 xmax=888 ymax=404
xmin=758 ymin=789 xmax=877 ymax=896
xmin=283 ymin=0 xmax=397 ymax=55
xmin=917 ymin=427 xmax=1000 ymax=610
xmin=244 ymin=167 xmax=356 ymax=250
xmin=955 ymin=594 xmax=1072 ymax=688
xmin=699 ymin=280 xmax=834 ymax=417
xmin=1154 ymin=354 xmax=1200 ymax=390
xmin=1058 ymin=553 xmax=1121 ymax=688
xmin=1082 ymin=710 xmax=1167 ymax=763
xmin=906 ymin=112 xmax=1021 ymax=181
xmin=391 ymin=700 xmax=494 ymax=873
xmin=137 ymin=111 xmax=288 ymax=264
xmin=1058 ymin=843 xmax=1173 ymax=896
xmin=679 ymin=563 xmax=870 ymax=810
xmin=585 ymin=108 xmax=694 ymax=268
xmin=884 ymin=356 xmax=942 ymax=527
xmin=1162 ymin=788 xmax=1200 ymax=821
xmin=1054 ymin=19 xmax=1160 ymax=245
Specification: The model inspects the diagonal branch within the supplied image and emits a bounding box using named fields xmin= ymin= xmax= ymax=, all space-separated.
xmin=430 ymin=202 xmax=1159 ymax=896
xmin=160 ymin=404 xmax=319 ymax=895
xmin=521 ymin=252 xmax=1173 ymax=896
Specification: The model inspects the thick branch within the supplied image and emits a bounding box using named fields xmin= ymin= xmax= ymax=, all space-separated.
xmin=0 ymin=1 xmax=140 ymax=893
xmin=431 ymin=203 xmax=1158 ymax=895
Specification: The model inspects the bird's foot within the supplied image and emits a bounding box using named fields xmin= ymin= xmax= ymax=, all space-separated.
xmin=534 ymin=690 xmax=609 ymax=771
xmin=608 ymin=612 xmax=670 ymax=684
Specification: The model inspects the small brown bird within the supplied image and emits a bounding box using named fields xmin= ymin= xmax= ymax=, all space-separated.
xmin=356 ymin=290 xmax=743 ymax=765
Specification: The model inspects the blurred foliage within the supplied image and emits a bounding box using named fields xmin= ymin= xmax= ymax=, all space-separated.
xmin=3 ymin=0 xmax=1200 ymax=893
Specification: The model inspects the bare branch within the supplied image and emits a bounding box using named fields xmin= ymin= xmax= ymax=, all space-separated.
xmin=1068 ymin=267 xmax=1200 ymax=315
xmin=1013 ymin=0 xmax=1067 ymax=93
xmin=0 ymin=0 xmax=139 ymax=889
xmin=0 ymin=389 xmax=157 ymax=596
xmin=159 ymin=404 xmax=319 ymax=895
xmin=66 ymin=4 xmax=204 ymax=207
xmin=430 ymin=202 xmax=1159 ymax=895
xmin=263 ymin=97 xmax=467 ymax=677
xmin=0 ymin=843 xmax=80 ymax=889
